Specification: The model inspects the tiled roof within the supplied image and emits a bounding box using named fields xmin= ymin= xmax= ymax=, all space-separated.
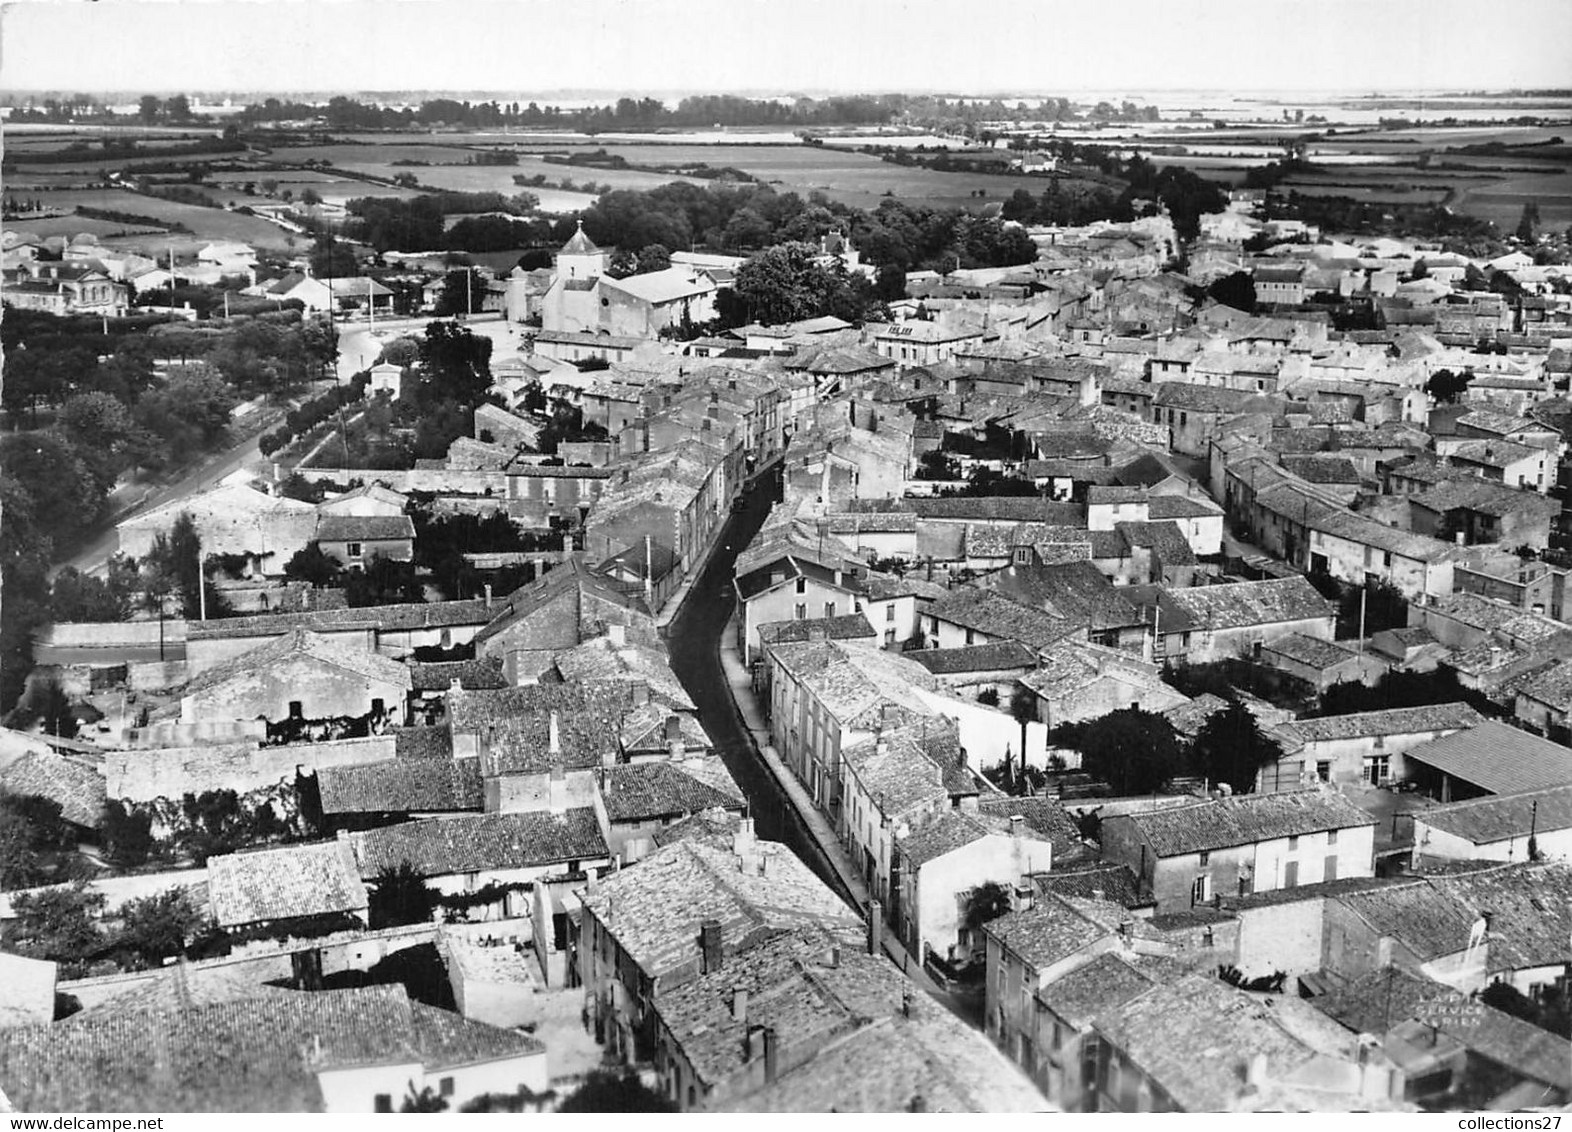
xmin=0 ymin=751 xmax=105 ymax=827
xmin=1115 ymin=520 xmax=1197 ymax=566
xmin=905 ymin=497 xmax=1084 ymax=524
xmin=1260 ymin=632 xmax=1358 ymax=670
xmin=757 ymin=614 xmax=877 ymax=648
xmin=394 ymin=726 xmax=454 ymax=759
xmin=1312 ymin=966 xmax=1572 ymax=1090
xmin=900 ymin=811 xmax=1035 ymax=867
xmin=313 ymin=514 xmax=414 ymax=543
xmin=842 ymin=729 xmax=954 ymax=819
xmin=907 ymin=641 xmax=1036 ymax=675
xmin=1277 ymin=702 xmax=1483 ymax=746
xmin=1146 ymin=493 xmax=1221 ymax=519
xmin=983 ymin=893 xmax=1112 ymax=970
xmin=579 ymin=838 xmax=861 ymax=982
xmin=472 ymin=554 xmax=652 ymax=649
xmin=928 ymin=587 xmax=1077 ymax=651
xmin=601 ymin=758 xmax=746 ymax=822
xmin=1121 ymin=790 xmax=1376 ymax=857
xmin=316 ymin=757 xmax=484 ymax=814
xmin=350 ymin=809 xmax=607 ymax=878
xmin=1036 ymin=951 xmax=1154 ymax=1028
xmin=449 ymin=682 xmax=637 ymax=773
xmin=406 ymin=656 xmax=508 ymax=692
xmin=185 ymin=598 xmax=491 ymax=640
xmin=408 ymin=1000 xmax=545 ymax=1069
xmin=1417 ymin=780 xmax=1572 ymax=845
xmin=1403 ymin=720 xmax=1572 ymax=798
xmin=977 ymin=796 xmax=1084 ymax=858
xmin=652 ymin=807 xmax=746 ymax=850
xmin=711 ymin=1005 xmax=1048 ymax=1112
xmin=1032 ymin=863 xmax=1144 ymax=907
xmin=182 ymin=629 xmax=411 ymax=697
xmin=1279 ymin=454 xmax=1362 ymax=484
xmin=1091 ymin=973 xmax=1327 ymax=1112
xmin=206 ymin=840 xmax=368 ymax=928
xmin=1166 ymin=577 xmax=1334 ymax=631
xmin=1514 ymin=659 xmax=1572 ymax=712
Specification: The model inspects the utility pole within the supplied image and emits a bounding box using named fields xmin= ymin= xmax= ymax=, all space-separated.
xmin=198 ymin=550 xmax=207 ymax=622
xmin=1358 ymin=585 xmax=1367 ymax=648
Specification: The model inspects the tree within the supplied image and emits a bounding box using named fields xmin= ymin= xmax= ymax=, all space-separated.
xmin=432 ymin=268 xmax=484 ymax=317
xmin=369 ymin=863 xmax=439 ymax=929
xmin=345 ymin=554 xmax=422 ymax=608
xmin=1409 ymin=258 xmax=1429 ymax=280
xmin=1006 ymin=686 xmax=1037 ymax=788
xmin=1207 ymin=271 xmax=1258 ymax=314
xmin=558 ymin=1069 xmax=676 ymax=1113
xmin=1517 ymin=201 xmax=1541 ymax=244
xmin=309 ymin=236 xmax=360 ymax=279
xmin=415 ymin=320 xmax=493 ymax=408
xmin=102 ymin=800 xmax=155 ymax=868
xmin=1079 ymin=708 xmax=1185 ymax=795
xmin=0 ymin=793 xmax=77 ymax=890
xmin=56 ymin=392 xmax=157 ymax=494
xmin=635 ymin=243 xmax=671 ymax=273
xmin=143 ymin=512 xmax=229 ymax=621
xmin=1190 ymin=699 xmax=1282 ymax=794
xmin=3 ymin=883 xmax=105 ymax=963
xmin=605 ymin=248 xmax=638 ymax=280
xmin=117 ymin=888 xmax=205 ymax=965
xmin=963 ymin=880 xmax=1012 ymax=932
xmin=401 ymin=1085 xmax=449 ymax=1113
xmin=50 ymin=566 xmax=132 ymax=623
xmin=283 ymin=544 xmax=343 ymax=588
xmin=163 ymin=94 xmax=191 ymax=121
xmin=300 ymin=187 xmax=323 ymax=207
xmin=17 ymin=674 xmax=80 ymax=738
xmin=1424 ymin=367 xmax=1473 ymax=404
xmin=138 ymin=95 xmax=160 ymax=123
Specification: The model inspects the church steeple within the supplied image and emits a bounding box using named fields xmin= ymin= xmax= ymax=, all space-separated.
xmin=555 ymin=219 xmax=607 ymax=281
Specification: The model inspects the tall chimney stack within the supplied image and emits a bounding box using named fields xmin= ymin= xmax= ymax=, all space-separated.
xmin=549 ymin=711 xmax=561 ymax=755
xmin=866 ymin=900 xmax=883 ymax=956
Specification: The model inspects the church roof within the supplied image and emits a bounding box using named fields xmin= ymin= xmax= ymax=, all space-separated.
xmin=560 ymin=221 xmax=600 ymax=256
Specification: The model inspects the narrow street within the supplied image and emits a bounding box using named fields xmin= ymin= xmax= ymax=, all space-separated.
xmin=663 ymin=467 xmax=852 ymax=900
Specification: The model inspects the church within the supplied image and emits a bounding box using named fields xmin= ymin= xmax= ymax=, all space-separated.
xmin=539 ymin=222 xmax=719 ymax=340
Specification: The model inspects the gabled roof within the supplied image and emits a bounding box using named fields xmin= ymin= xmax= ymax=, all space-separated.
xmin=1277 ymin=703 xmax=1484 ymax=747
xmin=1403 ymin=720 xmax=1572 ymax=799
xmin=0 ymin=750 xmax=105 ymax=827
xmin=927 ymin=587 xmax=1078 ymax=651
xmin=908 ymin=640 xmax=1036 ymax=675
xmin=473 ymin=555 xmax=652 ymax=649
xmin=1118 ymin=790 xmax=1375 ymax=857
xmin=316 ymin=757 xmax=484 ymax=815
xmin=982 ymin=892 xmax=1113 ymax=971
xmin=1165 ymin=577 xmax=1334 ymax=632
xmin=600 ymin=758 xmax=746 ymax=822
xmin=349 ymin=809 xmax=607 ymax=878
xmin=206 ymin=840 xmax=368 ymax=927
xmin=1417 ymin=780 xmax=1572 ymax=845
xmin=1036 ymin=951 xmax=1156 ymax=1028
xmin=559 ymin=220 xmax=600 ymax=256
xmin=181 ymin=629 xmax=411 ymax=699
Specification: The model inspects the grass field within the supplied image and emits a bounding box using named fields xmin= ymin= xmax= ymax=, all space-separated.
xmin=10 ymin=188 xmax=300 ymax=252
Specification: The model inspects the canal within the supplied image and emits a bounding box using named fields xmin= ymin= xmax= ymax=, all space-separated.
xmin=662 ymin=466 xmax=850 ymax=899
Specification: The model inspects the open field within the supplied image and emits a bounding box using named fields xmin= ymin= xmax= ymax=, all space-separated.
xmin=8 ymin=188 xmax=301 ymax=251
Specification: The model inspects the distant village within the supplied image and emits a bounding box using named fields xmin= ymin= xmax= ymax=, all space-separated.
xmin=5 ymin=176 xmax=1572 ymax=1115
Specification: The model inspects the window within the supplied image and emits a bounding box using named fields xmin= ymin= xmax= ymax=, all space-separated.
xmin=884 ymin=629 xmax=896 ymax=646
xmin=1191 ymin=874 xmax=1210 ymax=906
xmin=796 ymin=577 xmax=807 ymax=594
xmin=1316 ymin=760 xmax=1332 ymax=782
xmin=347 ymin=541 xmax=363 ymax=559
xmin=439 ymin=1077 xmax=455 ymax=1097
xmin=1327 ymin=829 xmax=1338 ymax=847
xmin=1365 ymin=754 xmax=1390 ymax=785
xmin=1284 ymin=860 xmax=1299 ymax=887
xmin=1288 ymin=835 xmax=1299 ymax=851
xmin=824 ymin=601 xmax=836 ymax=619
xmin=374 ymin=1095 xmax=393 ymax=1113
xmin=965 ymin=628 xmax=975 ymax=645
xmin=1198 ymin=850 xmax=1210 ymax=866
xmin=886 ymin=604 xmax=896 ymax=622
xmin=1325 ymin=855 xmax=1338 ymax=881
xmin=795 ymin=603 xmax=807 ymax=620
xmin=288 ymin=700 xmax=303 ymax=718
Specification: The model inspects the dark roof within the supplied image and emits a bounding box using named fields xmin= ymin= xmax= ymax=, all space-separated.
xmin=472 ymin=555 xmax=651 ymax=649
xmin=186 ymin=598 xmax=491 ymax=641
xmin=1118 ymin=791 xmax=1375 ymax=857
xmin=393 ymin=726 xmax=454 ymax=760
xmin=316 ymin=757 xmax=484 ymax=815
xmin=1032 ymin=863 xmax=1144 ymax=907
xmin=350 ymin=809 xmax=608 ymax=878
xmin=977 ymin=795 xmax=1085 ymax=860
xmin=0 ymin=751 xmax=105 ymax=827
xmin=1036 ymin=952 xmax=1156 ymax=1028
xmin=314 ymin=514 xmax=414 ymax=543
xmin=927 ymin=587 xmax=1077 ymax=651
xmin=406 ymin=656 xmax=508 ymax=692
xmin=1115 ymin=520 xmax=1197 ymax=566
xmin=448 ymin=682 xmax=638 ymax=773
xmin=1166 ymin=577 xmax=1334 ymax=631
xmin=908 ymin=641 xmax=1036 ymax=675
xmin=905 ymin=497 xmax=1084 ymax=524
xmin=1280 ymin=454 xmax=1362 ymax=484
xmin=756 ymin=613 xmax=877 ymax=647
xmin=1417 ymin=780 xmax=1572 ymax=845
xmin=1312 ymin=967 xmax=1572 ymax=1089
xmin=983 ymin=893 xmax=1112 ymax=970
xmin=600 ymin=759 xmax=746 ymax=822
xmin=988 ymin=559 xmax=1143 ymax=632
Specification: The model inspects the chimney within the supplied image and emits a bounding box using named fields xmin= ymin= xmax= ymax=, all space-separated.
xmin=665 ymin=714 xmax=682 ymax=743
xmin=732 ymin=816 xmax=756 ymax=859
xmin=548 ymin=764 xmax=568 ymax=814
xmin=731 ymin=988 xmax=749 ymax=1024
xmin=1246 ymin=1052 xmax=1271 ymax=1089
xmin=763 ymin=1027 xmax=779 ymax=1085
xmin=902 ymin=986 xmax=914 ymax=1018
xmin=828 ymin=944 xmax=841 ymax=968
xmin=549 ymin=712 xmax=561 ymax=755
xmin=866 ymin=900 xmax=884 ymax=956
xmin=700 ymin=918 xmax=723 ymax=973
xmin=1091 ymin=887 xmax=1105 ymax=903
xmin=607 ymin=621 xmax=626 ymax=646
xmin=483 ymin=583 xmax=494 ymax=609
xmin=1009 ymin=814 xmax=1024 ymax=837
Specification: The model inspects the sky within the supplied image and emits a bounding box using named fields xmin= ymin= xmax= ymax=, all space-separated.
xmin=1 ymin=0 xmax=1570 ymax=96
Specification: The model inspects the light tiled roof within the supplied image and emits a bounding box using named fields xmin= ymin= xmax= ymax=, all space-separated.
xmin=1417 ymin=780 xmax=1572 ymax=845
xmin=1277 ymin=702 xmax=1483 ymax=746
xmin=757 ymin=614 xmax=877 ymax=648
xmin=908 ymin=640 xmax=1037 ymax=675
xmin=983 ymin=893 xmax=1112 ymax=970
xmin=579 ymin=838 xmax=861 ymax=981
xmin=449 ymin=682 xmax=638 ymax=773
xmin=1403 ymin=720 xmax=1572 ymax=798
xmin=206 ymin=840 xmax=368 ymax=928
xmin=1260 ymin=632 xmax=1358 ymax=670
xmin=186 ymin=598 xmax=491 ymax=641
xmin=1514 ymin=659 xmax=1572 ymax=712
xmin=182 ymin=629 xmax=411 ymax=698
xmin=928 ymin=587 xmax=1077 ymax=651
xmin=408 ymin=1000 xmax=545 ymax=1069
xmin=1166 ymin=577 xmax=1334 ymax=632
xmin=313 ymin=513 xmax=414 ymax=543
xmin=0 ymin=751 xmax=105 ymax=827
xmin=1035 ymin=951 xmax=1154 ymax=1028
xmin=350 ymin=809 xmax=607 ymax=878
xmin=316 ymin=757 xmax=484 ymax=815
xmin=1121 ymin=790 xmax=1376 ymax=857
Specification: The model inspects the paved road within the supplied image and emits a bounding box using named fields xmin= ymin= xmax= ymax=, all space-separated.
xmin=663 ymin=467 xmax=846 ymax=892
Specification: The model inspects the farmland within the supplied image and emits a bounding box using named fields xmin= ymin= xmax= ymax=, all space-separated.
xmin=4 ymin=188 xmax=301 ymax=254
